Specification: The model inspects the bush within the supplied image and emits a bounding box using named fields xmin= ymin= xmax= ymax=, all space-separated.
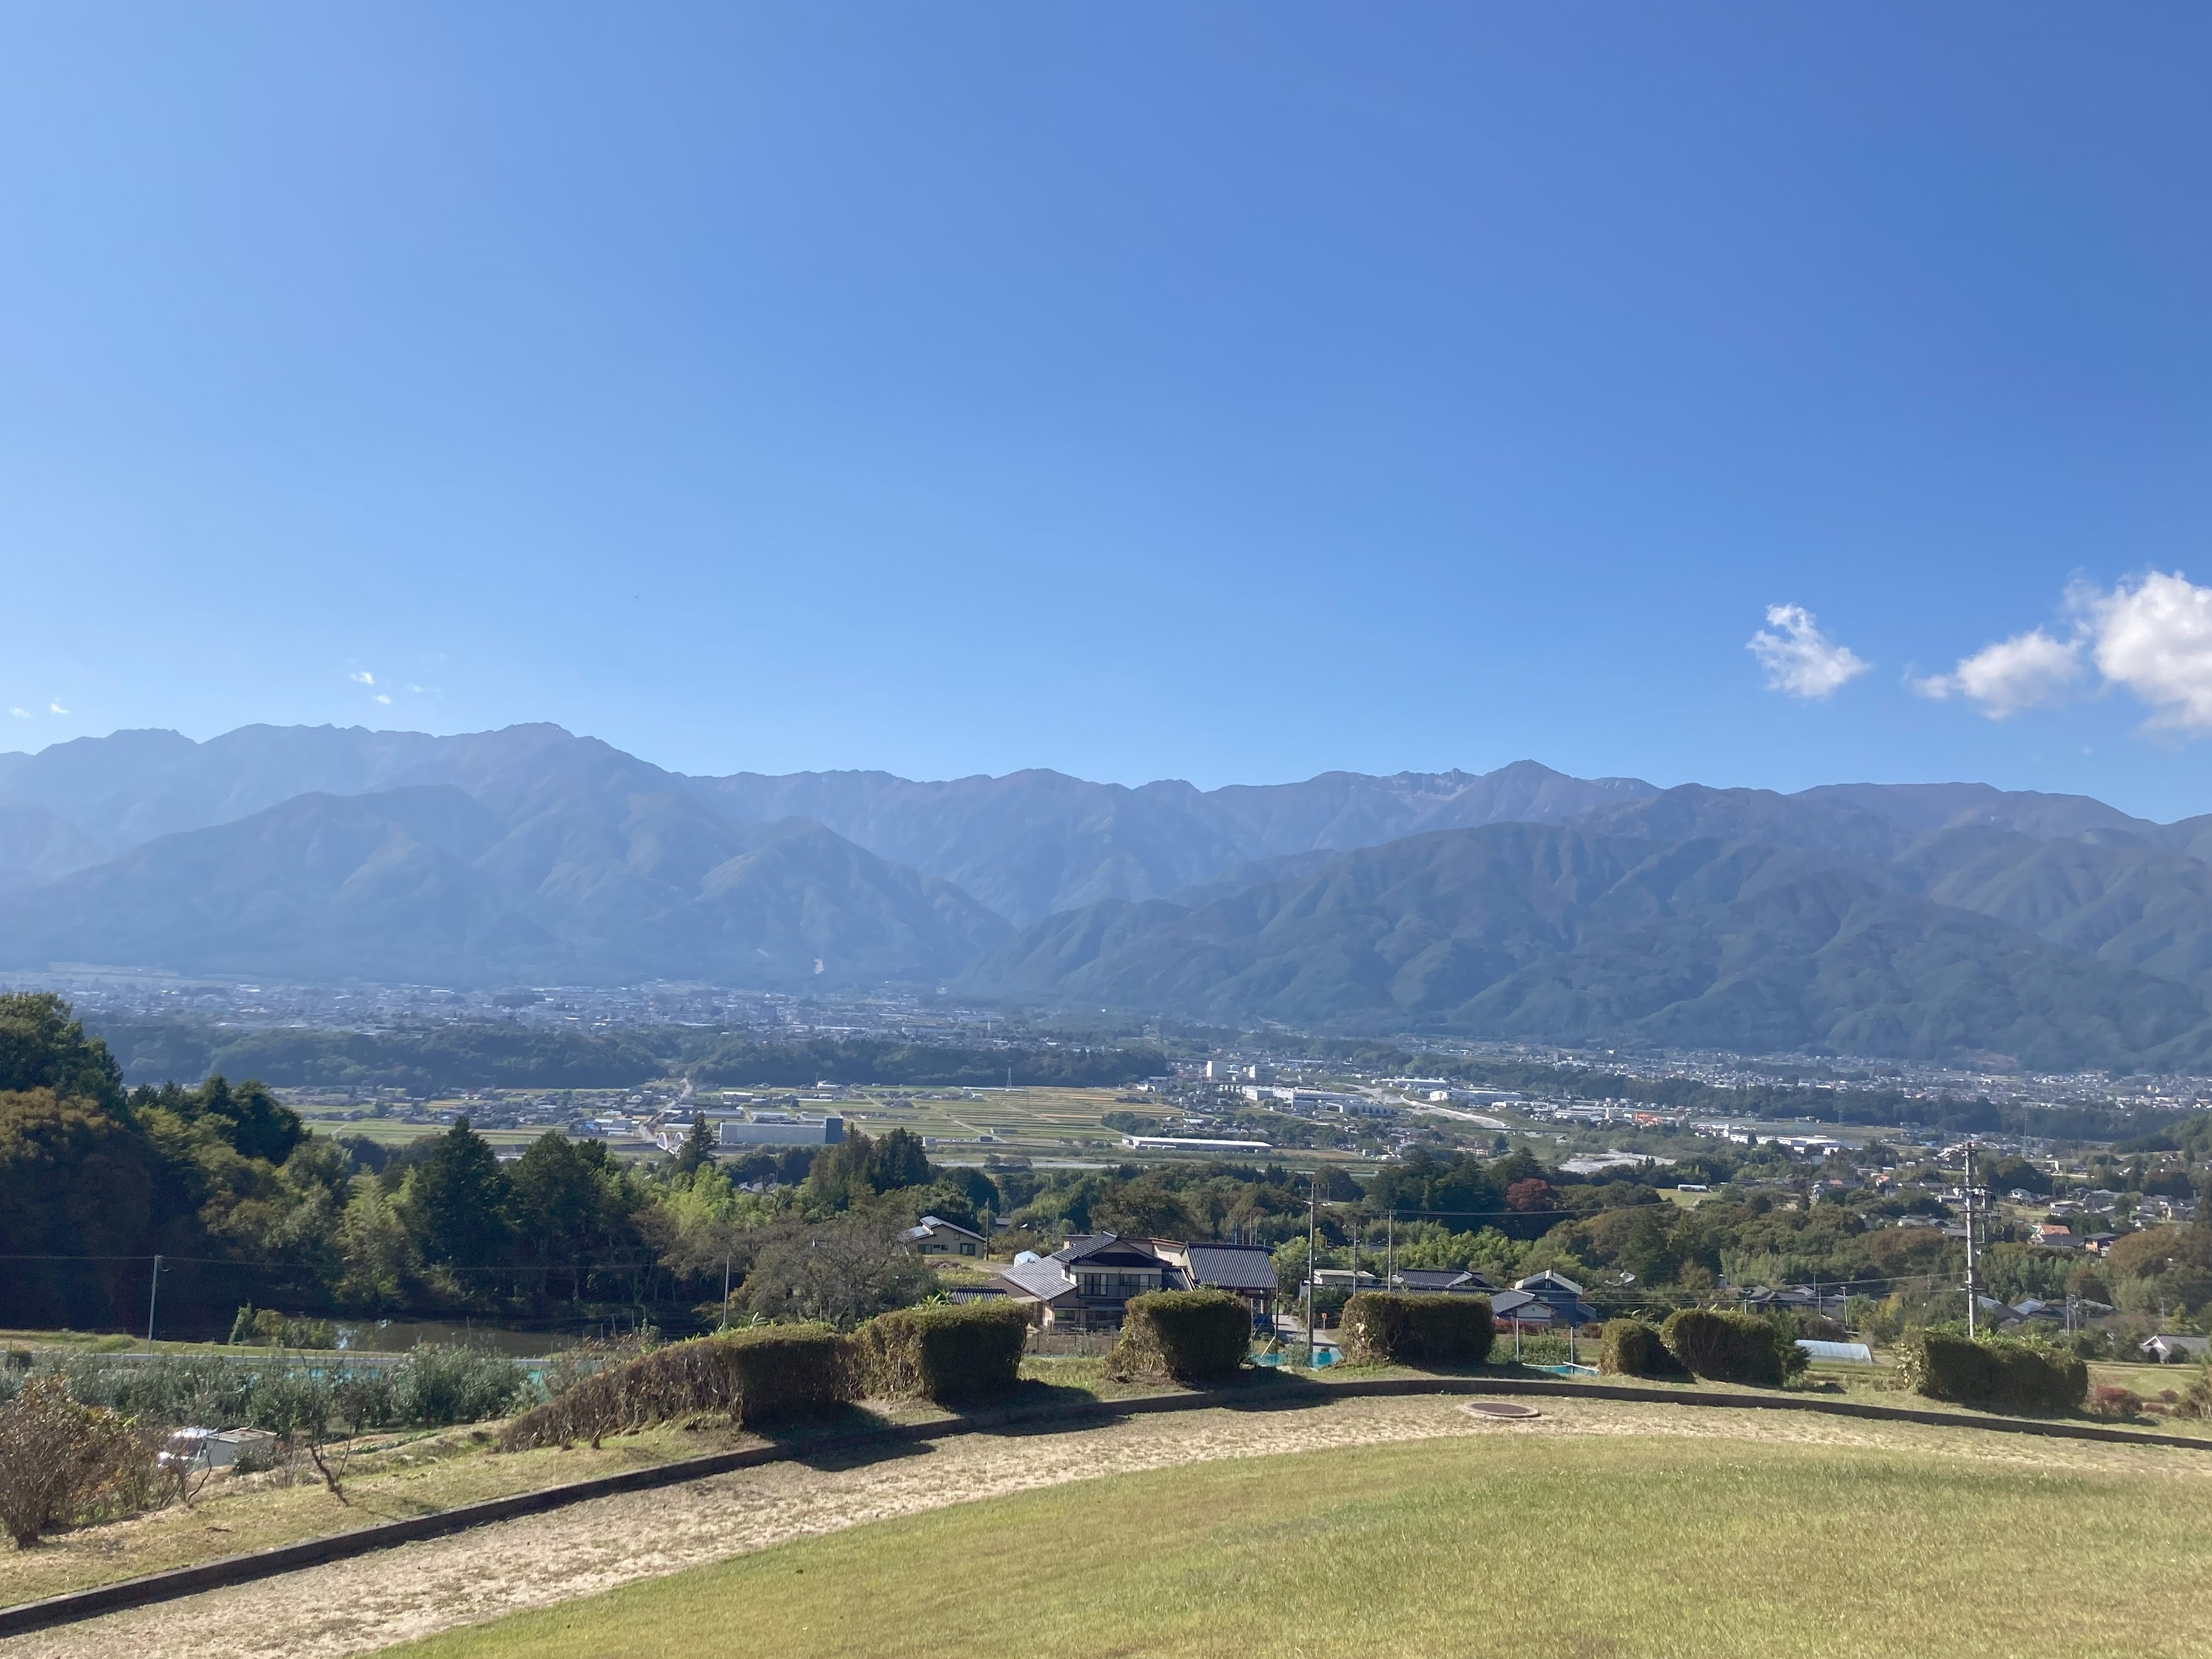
xmin=1340 ymin=1293 xmax=1494 ymax=1367
xmin=851 ymin=1303 xmax=1030 ymax=1402
xmin=500 ymin=1326 xmax=852 ymax=1451
xmin=228 ymin=1306 xmax=336 ymax=1350
xmin=47 ymin=1354 xmax=251 ymax=1429
xmin=391 ymin=1347 xmax=531 ymax=1427
xmin=1660 ymin=1309 xmax=1805 ymax=1389
xmin=0 ymin=1376 xmax=153 ymax=1547
xmin=2087 ymin=1384 xmax=2142 ymax=1422
xmin=1897 ymin=1333 xmax=2089 ymax=1414
xmin=1597 ymin=1319 xmax=1685 ymax=1379
xmin=2174 ymin=1364 xmax=2212 ymax=1421
xmin=1105 ymin=1291 xmax=1251 ymax=1386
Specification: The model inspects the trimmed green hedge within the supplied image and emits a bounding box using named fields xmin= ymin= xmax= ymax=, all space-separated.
xmin=500 ymin=1325 xmax=851 ymax=1450
xmin=1659 ymin=1309 xmax=1805 ymax=1388
xmin=1597 ymin=1318 xmax=1685 ymax=1379
xmin=851 ymin=1303 xmax=1031 ymax=1402
xmin=1105 ymin=1290 xmax=1251 ymax=1385
xmin=1340 ymin=1292 xmax=1494 ymax=1366
xmin=1898 ymin=1333 xmax=2088 ymax=1414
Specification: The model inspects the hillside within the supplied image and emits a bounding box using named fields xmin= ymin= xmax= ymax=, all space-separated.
xmin=9 ymin=724 xmax=2212 ymax=1065
xmin=0 ymin=783 xmax=1006 ymax=988
xmin=691 ymin=757 xmax=1659 ymax=925
xmin=959 ymin=824 xmax=2212 ymax=1067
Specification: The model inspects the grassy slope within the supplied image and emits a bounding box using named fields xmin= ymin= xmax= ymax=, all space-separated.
xmin=0 ymin=1423 xmax=751 ymax=1607
xmin=4 ymin=1359 xmax=2201 ymax=1611
xmin=395 ymin=1431 xmax=2212 ymax=1659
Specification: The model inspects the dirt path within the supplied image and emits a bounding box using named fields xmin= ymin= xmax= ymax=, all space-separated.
xmin=14 ymin=1394 xmax=2208 ymax=1659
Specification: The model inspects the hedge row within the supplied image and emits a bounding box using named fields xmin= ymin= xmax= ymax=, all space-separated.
xmin=1898 ymin=1333 xmax=2088 ymax=1414
xmin=1659 ymin=1309 xmax=1805 ymax=1388
xmin=501 ymin=1325 xmax=850 ymax=1450
xmin=850 ymin=1304 xmax=1031 ymax=1403
xmin=501 ymin=1304 xmax=1035 ymax=1452
xmin=1596 ymin=1319 xmax=1686 ymax=1380
xmin=1341 ymin=1293 xmax=1495 ymax=1367
xmin=1106 ymin=1290 xmax=1252 ymax=1384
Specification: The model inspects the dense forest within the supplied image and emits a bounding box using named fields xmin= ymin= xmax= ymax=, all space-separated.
xmin=85 ymin=1016 xmax=1162 ymax=1095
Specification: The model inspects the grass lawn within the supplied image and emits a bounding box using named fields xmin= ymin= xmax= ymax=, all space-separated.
xmin=393 ymin=1428 xmax=2212 ymax=1659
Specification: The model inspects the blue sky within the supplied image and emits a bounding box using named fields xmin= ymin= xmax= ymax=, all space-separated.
xmin=4 ymin=6 xmax=2212 ymax=818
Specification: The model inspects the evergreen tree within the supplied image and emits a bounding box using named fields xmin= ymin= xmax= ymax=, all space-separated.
xmin=674 ymin=1113 xmax=715 ymax=1177
xmin=403 ymin=1117 xmax=514 ymax=1278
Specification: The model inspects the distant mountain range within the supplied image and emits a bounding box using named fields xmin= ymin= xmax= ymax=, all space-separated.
xmin=4 ymin=722 xmax=2212 ymax=1068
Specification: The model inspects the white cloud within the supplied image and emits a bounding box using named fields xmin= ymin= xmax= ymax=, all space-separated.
xmin=48 ymin=700 xmax=67 ymax=715
xmin=373 ymin=692 xmax=392 ymax=705
xmin=349 ymin=670 xmax=375 ymax=685
xmin=1746 ymin=604 xmax=1869 ymax=700
xmin=1910 ymin=627 xmax=2083 ymax=718
xmin=8 ymin=708 xmax=28 ymax=720
xmin=2079 ymin=570 xmax=2212 ymax=732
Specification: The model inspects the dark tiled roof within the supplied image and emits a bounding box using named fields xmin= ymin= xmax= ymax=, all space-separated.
xmin=1053 ymin=1233 xmax=1166 ymax=1269
xmin=1395 ymin=1269 xmax=1495 ymax=1292
xmin=1182 ymin=1243 xmax=1279 ymax=1292
xmin=995 ymin=1259 xmax=1077 ymax=1301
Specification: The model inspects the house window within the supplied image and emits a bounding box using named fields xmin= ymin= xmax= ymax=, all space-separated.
xmin=1077 ymin=1271 xmax=1160 ymax=1299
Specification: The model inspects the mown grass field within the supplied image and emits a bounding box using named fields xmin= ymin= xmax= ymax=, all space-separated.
xmin=394 ymin=1427 xmax=2212 ymax=1659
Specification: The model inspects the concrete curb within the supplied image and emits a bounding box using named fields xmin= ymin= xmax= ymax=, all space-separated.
xmin=2 ymin=1374 xmax=2202 ymax=1638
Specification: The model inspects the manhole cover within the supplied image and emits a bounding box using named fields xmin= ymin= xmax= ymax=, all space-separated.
xmin=1459 ymin=1400 xmax=1541 ymax=1420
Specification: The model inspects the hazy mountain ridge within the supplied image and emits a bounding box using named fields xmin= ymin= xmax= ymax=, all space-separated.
xmin=7 ymin=722 xmax=2212 ymax=1064
xmin=957 ymin=824 xmax=2212 ymax=1068
xmin=694 ymin=757 xmax=1659 ymax=925
xmin=0 ymin=776 xmax=1008 ymax=987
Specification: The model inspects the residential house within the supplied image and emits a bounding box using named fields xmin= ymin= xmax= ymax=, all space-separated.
xmin=1512 ymin=1272 xmax=1600 ymax=1329
xmin=1485 ymin=1289 xmax=1553 ymax=1328
xmin=1309 ymin=1267 xmax=1383 ymax=1294
xmin=1152 ymin=1240 xmax=1278 ymax=1324
xmin=989 ymin=1233 xmax=1174 ymax=1331
xmin=2030 ymin=1223 xmax=2081 ymax=1248
xmin=2142 ymin=1333 xmax=2211 ymax=1365
xmin=1390 ymin=1269 xmax=1498 ymax=1295
xmin=902 ymin=1215 xmax=985 ymax=1258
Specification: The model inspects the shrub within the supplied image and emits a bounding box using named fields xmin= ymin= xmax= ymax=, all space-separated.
xmin=1660 ymin=1309 xmax=1805 ymax=1388
xmin=2174 ymin=1364 xmax=2212 ymax=1421
xmin=539 ymin=1333 xmax=657 ymax=1403
xmin=392 ymin=1347 xmax=531 ymax=1427
xmin=1104 ymin=1291 xmax=1251 ymax=1386
xmin=500 ymin=1326 xmax=852 ymax=1451
xmin=851 ymin=1303 xmax=1030 ymax=1402
xmin=48 ymin=1354 xmax=250 ymax=1429
xmin=0 ymin=1376 xmax=153 ymax=1548
xmin=1597 ymin=1319 xmax=1685 ymax=1379
xmin=1340 ymin=1293 xmax=1495 ymax=1367
xmin=1897 ymin=1333 xmax=2089 ymax=1414
xmin=2086 ymin=1385 xmax=2142 ymax=1422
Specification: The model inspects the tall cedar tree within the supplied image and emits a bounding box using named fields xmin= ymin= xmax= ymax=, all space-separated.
xmin=405 ymin=1118 xmax=514 ymax=1276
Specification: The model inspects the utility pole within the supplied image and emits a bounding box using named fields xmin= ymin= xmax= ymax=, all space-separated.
xmin=1305 ymin=1169 xmax=1318 ymax=1369
xmin=1348 ymin=1196 xmax=1358 ymax=1296
xmin=721 ymin=1253 xmax=732 ymax=1331
xmin=1964 ymin=1144 xmax=1978 ymax=1340
xmin=144 ymin=1255 xmax=162 ymax=1353
xmin=1386 ymin=1210 xmax=1395 ymax=1290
